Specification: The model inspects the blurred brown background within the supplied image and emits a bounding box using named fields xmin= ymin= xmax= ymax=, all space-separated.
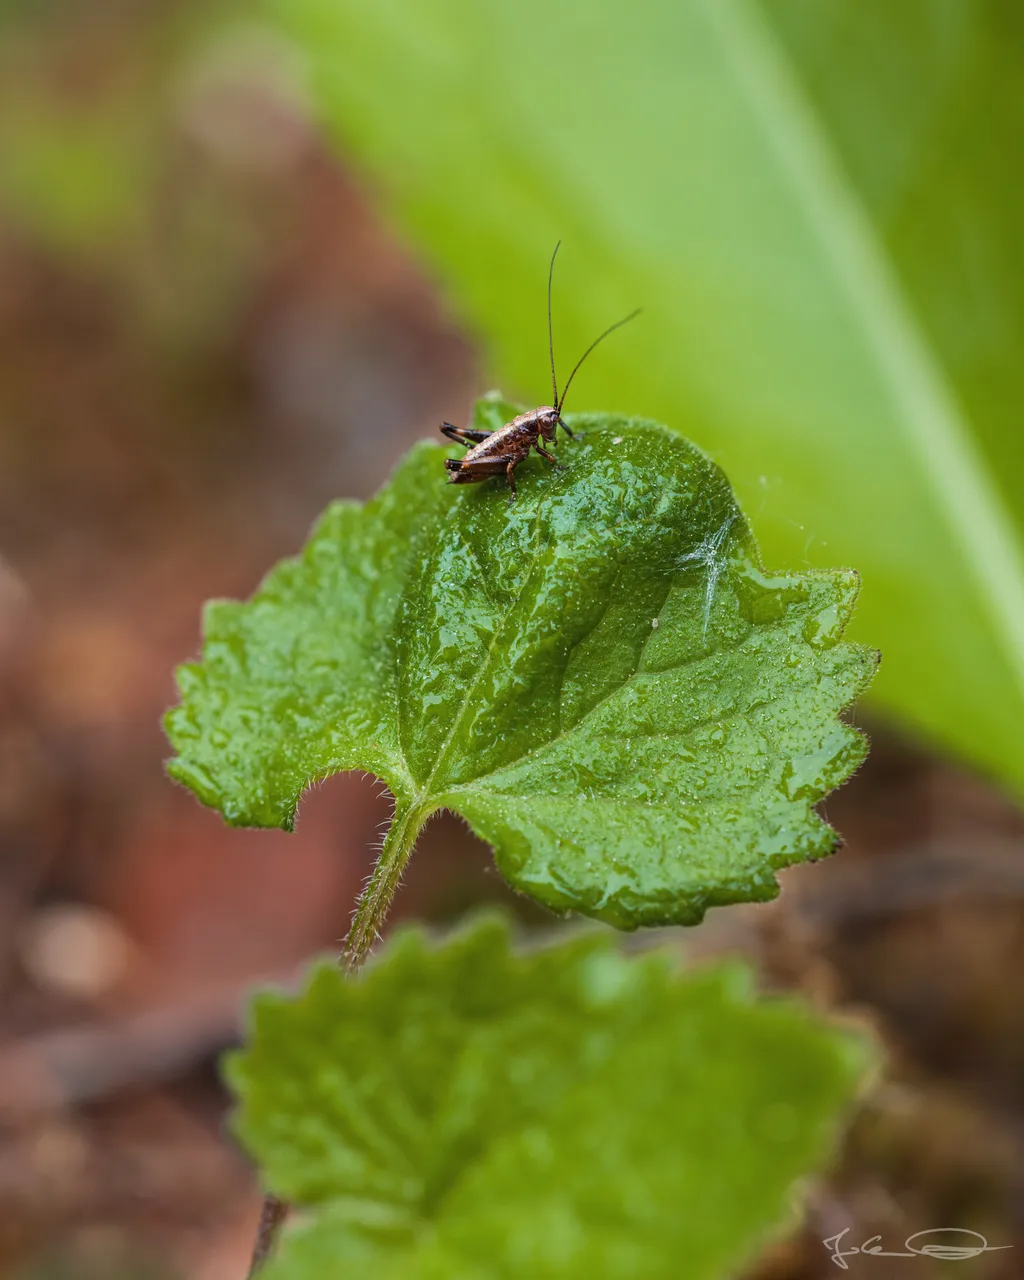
xmin=0 ymin=5 xmax=1023 ymax=1278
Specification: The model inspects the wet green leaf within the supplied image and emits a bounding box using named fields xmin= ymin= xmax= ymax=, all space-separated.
xmin=265 ymin=0 xmax=1024 ymax=795
xmin=166 ymin=403 xmax=874 ymax=928
xmin=228 ymin=916 xmax=870 ymax=1280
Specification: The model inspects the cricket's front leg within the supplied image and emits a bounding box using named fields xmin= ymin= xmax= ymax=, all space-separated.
xmin=505 ymin=458 xmax=519 ymax=503
xmin=534 ymin=444 xmax=563 ymax=469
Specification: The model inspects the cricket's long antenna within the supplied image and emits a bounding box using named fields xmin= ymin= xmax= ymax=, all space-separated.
xmin=556 ymin=307 xmax=642 ymax=415
xmin=547 ymin=241 xmax=561 ymax=408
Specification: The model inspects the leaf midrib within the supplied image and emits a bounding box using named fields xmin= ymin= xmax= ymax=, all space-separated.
xmin=402 ymin=485 xmax=661 ymax=813
xmin=402 ymin=482 xmax=552 ymax=811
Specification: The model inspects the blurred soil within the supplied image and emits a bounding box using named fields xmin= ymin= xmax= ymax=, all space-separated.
xmin=1 ymin=6 xmax=1024 ymax=1279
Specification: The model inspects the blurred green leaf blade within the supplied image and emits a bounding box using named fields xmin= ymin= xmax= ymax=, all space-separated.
xmin=264 ymin=0 xmax=1024 ymax=793
xmin=166 ymin=405 xmax=874 ymax=927
xmin=229 ymin=917 xmax=870 ymax=1280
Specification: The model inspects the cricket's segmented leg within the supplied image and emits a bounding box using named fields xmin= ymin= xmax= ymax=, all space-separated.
xmin=441 ymin=423 xmax=492 ymax=446
xmin=506 ymin=458 xmax=518 ymax=502
xmin=445 ymin=454 xmax=508 ymax=485
xmin=534 ymin=444 xmax=562 ymax=467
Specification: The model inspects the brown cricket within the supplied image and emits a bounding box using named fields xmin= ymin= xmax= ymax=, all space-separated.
xmin=442 ymin=242 xmax=640 ymax=500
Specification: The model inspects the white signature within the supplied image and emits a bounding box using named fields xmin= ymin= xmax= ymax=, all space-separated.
xmin=824 ymin=1227 xmax=1012 ymax=1269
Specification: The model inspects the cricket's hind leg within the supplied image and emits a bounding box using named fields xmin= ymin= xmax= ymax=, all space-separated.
xmin=441 ymin=423 xmax=492 ymax=446
xmin=445 ymin=454 xmax=507 ymax=487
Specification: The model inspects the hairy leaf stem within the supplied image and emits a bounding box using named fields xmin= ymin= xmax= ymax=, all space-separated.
xmin=343 ymin=799 xmax=431 ymax=970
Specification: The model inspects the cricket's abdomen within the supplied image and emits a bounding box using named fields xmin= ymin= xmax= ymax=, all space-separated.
xmin=463 ymin=410 xmax=547 ymax=463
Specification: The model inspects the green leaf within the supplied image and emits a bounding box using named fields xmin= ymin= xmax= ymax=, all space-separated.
xmin=166 ymin=405 xmax=874 ymax=931
xmin=262 ymin=0 xmax=1024 ymax=795
xmin=228 ymin=916 xmax=870 ymax=1280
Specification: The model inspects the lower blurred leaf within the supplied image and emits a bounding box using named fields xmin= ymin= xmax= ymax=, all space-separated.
xmin=227 ymin=915 xmax=872 ymax=1279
